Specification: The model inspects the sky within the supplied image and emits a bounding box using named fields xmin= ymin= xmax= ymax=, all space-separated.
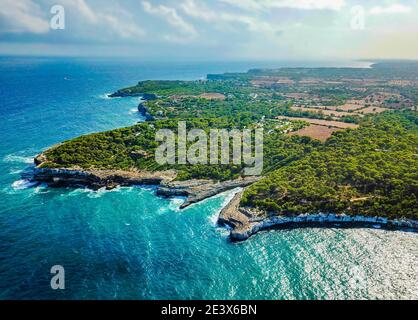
xmin=0 ymin=0 xmax=417 ymax=61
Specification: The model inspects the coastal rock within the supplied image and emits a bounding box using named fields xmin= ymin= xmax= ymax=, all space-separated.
xmin=158 ymin=177 xmax=261 ymax=209
xmin=32 ymin=156 xmax=418 ymax=240
xmin=33 ymin=166 xmax=176 ymax=190
xmin=218 ymin=192 xmax=418 ymax=241
xmin=141 ymin=93 xmax=158 ymax=100
xmin=138 ymin=103 xmax=155 ymax=121
xmin=109 ymin=90 xmax=158 ymax=100
xmin=32 ymin=154 xmax=261 ymax=208
xmin=34 ymin=154 xmax=47 ymax=166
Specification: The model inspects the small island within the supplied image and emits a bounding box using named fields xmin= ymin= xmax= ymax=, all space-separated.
xmin=33 ymin=62 xmax=418 ymax=240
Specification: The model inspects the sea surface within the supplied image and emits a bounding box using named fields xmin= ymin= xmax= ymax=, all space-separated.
xmin=0 ymin=57 xmax=416 ymax=300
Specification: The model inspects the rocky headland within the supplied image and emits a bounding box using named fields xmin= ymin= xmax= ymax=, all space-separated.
xmin=33 ymin=154 xmax=261 ymax=210
xmin=109 ymin=91 xmax=158 ymax=100
xmin=218 ymin=192 xmax=418 ymax=241
xmin=137 ymin=102 xmax=155 ymax=121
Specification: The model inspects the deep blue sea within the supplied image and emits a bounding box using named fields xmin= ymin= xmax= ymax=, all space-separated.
xmin=0 ymin=57 xmax=416 ymax=300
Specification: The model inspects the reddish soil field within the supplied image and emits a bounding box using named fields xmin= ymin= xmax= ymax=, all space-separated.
xmin=289 ymin=125 xmax=342 ymax=142
xmin=198 ymin=93 xmax=226 ymax=100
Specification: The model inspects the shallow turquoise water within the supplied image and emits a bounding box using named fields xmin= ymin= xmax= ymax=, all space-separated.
xmin=0 ymin=57 xmax=417 ymax=299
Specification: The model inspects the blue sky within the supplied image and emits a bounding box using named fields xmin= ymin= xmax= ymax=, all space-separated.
xmin=0 ymin=0 xmax=417 ymax=60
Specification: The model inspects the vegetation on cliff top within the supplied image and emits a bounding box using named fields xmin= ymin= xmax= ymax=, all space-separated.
xmin=40 ymin=118 xmax=316 ymax=181
xmin=241 ymin=111 xmax=418 ymax=219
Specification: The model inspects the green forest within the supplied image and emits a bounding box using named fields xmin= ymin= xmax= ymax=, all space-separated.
xmin=241 ymin=111 xmax=418 ymax=219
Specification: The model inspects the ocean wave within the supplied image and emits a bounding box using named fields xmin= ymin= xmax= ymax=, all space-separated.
xmin=208 ymin=187 xmax=242 ymax=226
xmin=65 ymin=185 xmax=154 ymax=198
xmin=98 ymin=93 xmax=113 ymax=100
xmin=168 ymin=197 xmax=186 ymax=212
xmin=3 ymin=154 xmax=34 ymax=164
xmin=34 ymin=184 xmax=49 ymax=193
xmin=64 ymin=186 xmax=124 ymax=198
xmin=9 ymin=168 xmax=23 ymax=175
xmin=87 ymin=188 xmax=108 ymax=198
xmin=86 ymin=186 xmax=125 ymax=198
xmin=12 ymin=179 xmax=38 ymax=190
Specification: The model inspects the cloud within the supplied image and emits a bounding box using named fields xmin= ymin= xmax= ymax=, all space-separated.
xmin=180 ymin=0 xmax=282 ymax=35
xmin=100 ymin=12 xmax=145 ymax=39
xmin=218 ymin=0 xmax=346 ymax=11
xmin=142 ymin=1 xmax=197 ymax=41
xmin=369 ymin=4 xmax=412 ymax=15
xmin=59 ymin=0 xmax=145 ymax=40
xmin=61 ymin=0 xmax=98 ymax=23
xmin=0 ymin=0 xmax=417 ymax=60
xmin=0 ymin=0 xmax=50 ymax=34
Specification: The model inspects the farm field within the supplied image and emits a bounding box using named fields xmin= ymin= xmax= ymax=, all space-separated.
xmin=198 ymin=93 xmax=226 ymax=100
xmin=277 ymin=116 xmax=359 ymax=129
xmin=290 ymin=106 xmax=360 ymax=117
xmin=289 ymin=124 xmax=342 ymax=142
xmin=333 ymin=103 xmax=366 ymax=111
xmin=356 ymin=106 xmax=389 ymax=114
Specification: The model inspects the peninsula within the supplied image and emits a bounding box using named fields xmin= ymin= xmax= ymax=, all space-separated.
xmin=33 ymin=62 xmax=418 ymax=240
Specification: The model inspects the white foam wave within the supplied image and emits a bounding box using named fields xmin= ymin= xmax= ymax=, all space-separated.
xmin=9 ymin=168 xmax=23 ymax=175
xmin=168 ymin=197 xmax=186 ymax=212
xmin=208 ymin=187 xmax=242 ymax=226
xmin=3 ymin=154 xmax=34 ymax=164
xmin=86 ymin=186 xmax=122 ymax=198
xmin=98 ymin=93 xmax=113 ymax=100
xmin=34 ymin=184 xmax=49 ymax=193
xmin=12 ymin=179 xmax=37 ymax=190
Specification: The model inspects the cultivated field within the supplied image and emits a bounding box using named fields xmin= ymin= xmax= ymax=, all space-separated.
xmin=291 ymin=106 xmax=360 ymax=117
xmin=356 ymin=106 xmax=389 ymax=114
xmin=334 ymin=103 xmax=365 ymax=111
xmin=289 ymin=125 xmax=342 ymax=142
xmin=198 ymin=93 xmax=226 ymax=100
xmin=277 ymin=116 xmax=359 ymax=129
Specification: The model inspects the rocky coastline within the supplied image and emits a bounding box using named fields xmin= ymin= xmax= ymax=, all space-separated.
xmin=33 ymin=166 xmax=176 ymax=190
xmin=109 ymin=89 xmax=156 ymax=120
xmin=218 ymin=192 xmax=418 ymax=241
xmin=137 ymin=102 xmax=155 ymax=121
xmin=32 ymin=157 xmax=261 ymax=209
xmin=157 ymin=176 xmax=261 ymax=209
xmin=109 ymin=91 xmax=158 ymax=100
xmin=33 ymin=163 xmax=417 ymax=240
xmin=31 ymin=88 xmax=418 ymax=242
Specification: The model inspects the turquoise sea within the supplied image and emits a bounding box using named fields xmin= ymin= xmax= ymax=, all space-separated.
xmin=0 ymin=57 xmax=416 ymax=300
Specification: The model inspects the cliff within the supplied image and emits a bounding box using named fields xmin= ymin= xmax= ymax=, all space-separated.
xmin=33 ymin=166 xmax=176 ymax=190
xmin=137 ymin=103 xmax=155 ymax=121
xmin=157 ymin=177 xmax=261 ymax=209
xmin=109 ymin=91 xmax=158 ymax=100
xmin=218 ymin=192 xmax=418 ymax=241
xmin=32 ymin=156 xmax=261 ymax=209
